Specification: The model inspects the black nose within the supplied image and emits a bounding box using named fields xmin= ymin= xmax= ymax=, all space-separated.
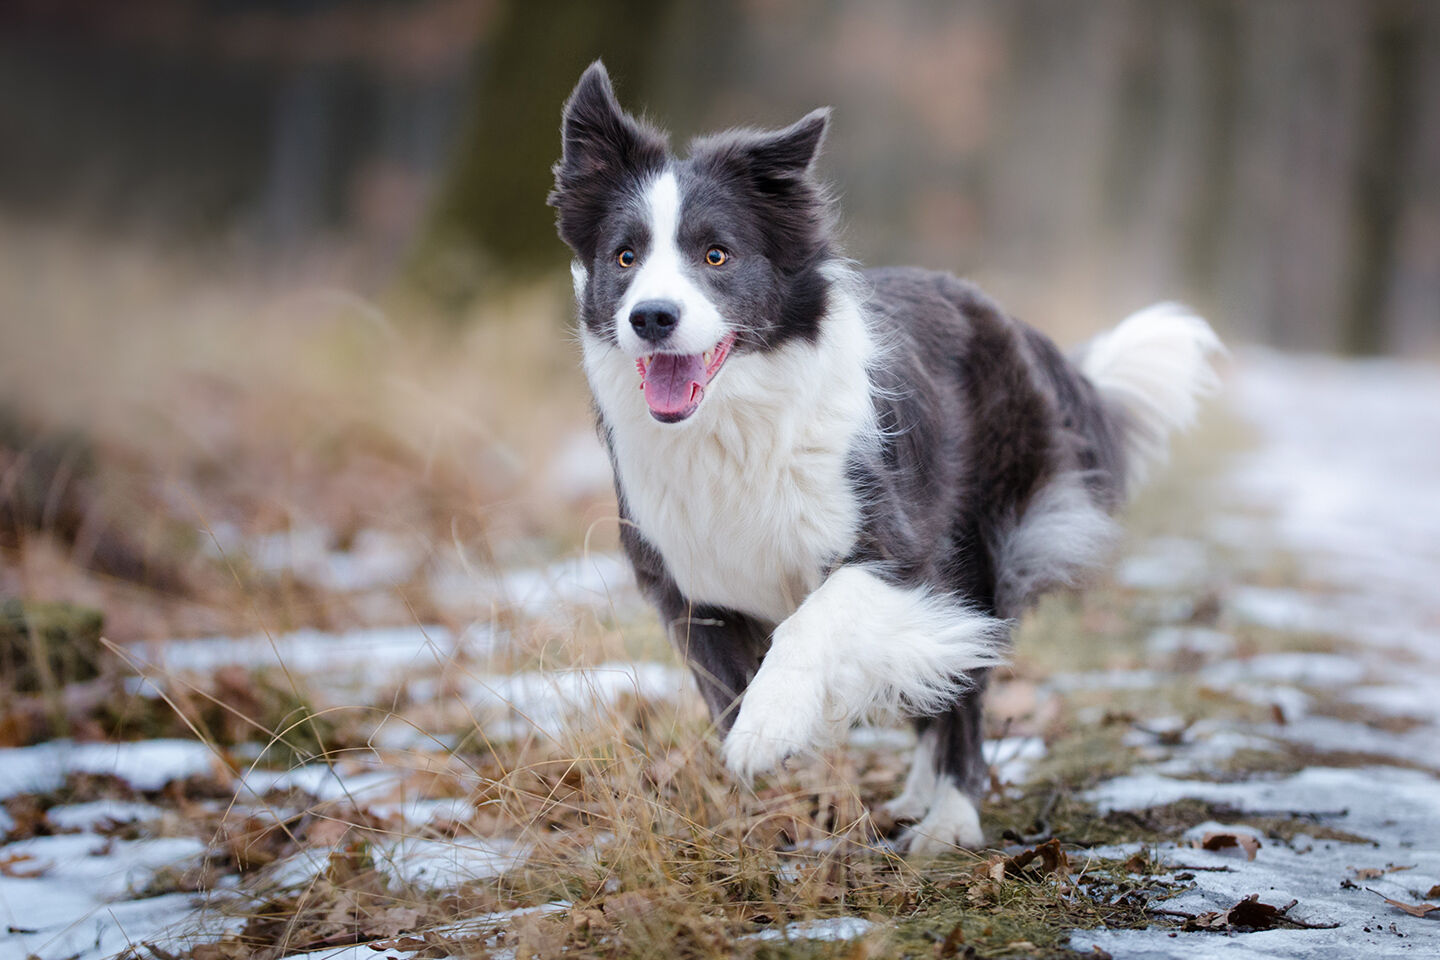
xmin=629 ymin=300 xmax=680 ymax=344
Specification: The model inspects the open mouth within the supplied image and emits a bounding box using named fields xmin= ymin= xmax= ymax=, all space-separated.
xmin=634 ymin=332 xmax=737 ymax=423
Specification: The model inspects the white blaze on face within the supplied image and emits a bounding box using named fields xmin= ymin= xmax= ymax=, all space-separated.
xmin=615 ymin=170 xmax=729 ymax=357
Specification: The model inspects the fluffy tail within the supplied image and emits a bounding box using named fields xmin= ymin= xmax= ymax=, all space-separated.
xmin=1079 ymin=302 xmax=1224 ymax=493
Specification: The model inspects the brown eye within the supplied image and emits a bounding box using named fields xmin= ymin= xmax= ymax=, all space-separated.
xmin=617 ymin=249 xmax=636 ymax=268
xmin=705 ymin=247 xmax=728 ymax=266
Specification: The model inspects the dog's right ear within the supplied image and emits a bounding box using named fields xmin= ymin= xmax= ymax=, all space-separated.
xmin=549 ymin=61 xmax=667 ymax=260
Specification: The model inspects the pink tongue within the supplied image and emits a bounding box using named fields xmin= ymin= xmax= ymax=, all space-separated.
xmin=643 ymin=353 xmax=705 ymax=416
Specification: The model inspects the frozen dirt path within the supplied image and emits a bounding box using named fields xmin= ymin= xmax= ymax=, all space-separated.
xmin=1071 ymin=351 xmax=1440 ymax=958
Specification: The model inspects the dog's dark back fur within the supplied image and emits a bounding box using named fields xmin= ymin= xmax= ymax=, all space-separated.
xmin=846 ymin=268 xmax=1126 ymax=617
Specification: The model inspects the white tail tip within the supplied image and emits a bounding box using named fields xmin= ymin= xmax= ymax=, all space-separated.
xmin=1079 ymin=302 xmax=1225 ymax=492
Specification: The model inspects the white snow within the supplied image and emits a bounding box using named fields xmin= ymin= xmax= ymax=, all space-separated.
xmin=1079 ymin=766 xmax=1440 ymax=957
xmin=1075 ymin=353 xmax=1440 ymax=957
xmin=45 ymin=800 xmax=165 ymax=832
xmin=0 ymin=739 xmax=217 ymax=800
xmin=1117 ymin=537 xmax=1212 ymax=591
xmin=745 ymin=916 xmax=875 ymax=942
xmin=427 ymin=551 xmax=639 ymax=618
xmin=0 ymin=830 xmax=216 ymax=960
xmin=456 ymin=661 xmax=692 ymax=739
xmin=126 ymin=623 xmax=484 ymax=695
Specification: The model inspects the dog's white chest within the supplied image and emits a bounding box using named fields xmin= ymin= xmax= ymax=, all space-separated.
xmin=583 ymin=295 xmax=876 ymax=625
xmin=614 ymin=414 xmax=862 ymax=624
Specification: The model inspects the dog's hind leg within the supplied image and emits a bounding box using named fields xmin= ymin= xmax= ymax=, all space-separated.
xmin=902 ymin=669 xmax=990 ymax=853
xmin=877 ymin=724 xmax=939 ymax=826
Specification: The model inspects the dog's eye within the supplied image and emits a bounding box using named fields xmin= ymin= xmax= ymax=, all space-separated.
xmin=705 ymin=247 xmax=728 ymax=266
xmin=617 ymin=249 xmax=636 ymax=268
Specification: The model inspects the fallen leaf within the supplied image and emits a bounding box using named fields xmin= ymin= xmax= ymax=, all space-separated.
xmin=1180 ymin=894 xmax=1336 ymax=932
xmin=969 ymin=855 xmax=1007 ymax=884
xmin=1351 ymin=863 xmax=1416 ymax=881
xmin=1196 ymin=832 xmax=1261 ymax=860
xmin=1427 ymin=885 xmax=1440 ymax=899
xmin=602 ymin=889 xmax=657 ymax=924
xmin=1367 ymin=889 xmax=1440 ymax=919
xmin=376 ymin=907 xmax=421 ymax=938
xmin=0 ymin=853 xmax=47 ymax=878
xmin=1122 ymin=851 xmax=1149 ymax=874
xmin=366 ymin=937 xmax=426 ymax=952
xmin=1004 ymin=837 xmax=1070 ymax=879
xmin=935 ymin=921 xmax=965 ymax=958
xmin=570 ymin=908 xmax=610 ymax=934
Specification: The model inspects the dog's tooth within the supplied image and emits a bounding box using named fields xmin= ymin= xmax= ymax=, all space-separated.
xmin=703 ymin=350 xmax=713 ymax=366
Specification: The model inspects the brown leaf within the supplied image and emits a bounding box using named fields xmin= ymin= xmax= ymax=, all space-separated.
xmin=0 ymin=853 xmax=47 ymax=878
xmin=512 ymin=913 xmax=567 ymax=960
xmin=367 ymin=937 xmax=427 ymax=952
xmin=570 ymin=908 xmax=610 ymax=934
xmin=969 ymin=855 xmax=1007 ymax=884
xmin=375 ymin=907 xmax=421 ymax=938
xmin=1004 ymin=837 xmax=1070 ymax=878
xmin=1352 ymin=863 xmax=1415 ymax=881
xmin=1196 ymin=832 xmax=1261 ymax=860
xmin=1226 ymin=895 xmax=1287 ymax=929
xmin=1367 ymin=889 xmax=1440 ymax=919
xmin=1180 ymin=894 xmax=1325 ymax=932
xmin=602 ymin=890 xmax=657 ymax=924
xmin=935 ymin=921 xmax=965 ymax=958
xmin=1122 ymin=851 xmax=1149 ymax=874
xmin=1427 ymin=885 xmax=1440 ymax=900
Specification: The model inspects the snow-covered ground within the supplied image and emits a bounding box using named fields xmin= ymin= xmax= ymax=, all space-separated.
xmin=1068 ymin=351 xmax=1440 ymax=957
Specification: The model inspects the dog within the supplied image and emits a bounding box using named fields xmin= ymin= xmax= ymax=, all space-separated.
xmin=548 ymin=61 xmax=1222 ymax=853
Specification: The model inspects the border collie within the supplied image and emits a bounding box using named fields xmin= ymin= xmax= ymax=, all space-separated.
xmin=549 ymin=62 xmax=1222 ymax=853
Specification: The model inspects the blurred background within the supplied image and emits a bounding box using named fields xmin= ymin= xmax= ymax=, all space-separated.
xmin=2 ymin=0 xmax=1438 ymax=645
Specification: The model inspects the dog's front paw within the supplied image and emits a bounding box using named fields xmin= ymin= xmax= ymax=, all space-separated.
xmin=901 ymin=785 xmax=985 ymax=855
xmin=721 ymin=666 xmax=825 ymax=780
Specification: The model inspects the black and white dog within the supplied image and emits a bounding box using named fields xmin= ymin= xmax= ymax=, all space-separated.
xmin=549 ymin=62 xmax=1221 ymax=853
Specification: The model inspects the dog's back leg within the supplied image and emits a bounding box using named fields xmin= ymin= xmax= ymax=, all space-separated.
xmin=895 ymin=669 xmax=991 ymax=853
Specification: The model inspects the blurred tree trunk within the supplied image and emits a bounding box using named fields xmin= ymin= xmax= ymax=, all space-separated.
xmin=403 ymin=0 xmax=676 ymax=310
xmin=1341 ymin=0 xmax=1422 ymax=356
xmin=1181 ymin=0 xmax=1240 ymax=311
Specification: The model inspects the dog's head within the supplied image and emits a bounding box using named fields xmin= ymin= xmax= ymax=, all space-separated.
xmin=549 ymin=61 xmax=835 ymax=424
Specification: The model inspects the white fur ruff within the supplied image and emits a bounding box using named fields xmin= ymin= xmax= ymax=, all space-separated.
xmin=1079 ymin=303 xmax=1224 ymax=491
xmin=721 ymin=565 xmax=1006 ymax=779
xmin=583 ymin=269 xmax=878 ymax=625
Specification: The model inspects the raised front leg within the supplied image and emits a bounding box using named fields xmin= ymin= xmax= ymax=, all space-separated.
xmin=722 ymin=565 xmax=1005 ymax=780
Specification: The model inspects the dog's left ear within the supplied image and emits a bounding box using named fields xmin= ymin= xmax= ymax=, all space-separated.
xmin=549 ymin=61 xmax=668 ymax=260
xmin=743 ymin=108 xmax=831 ymax=184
